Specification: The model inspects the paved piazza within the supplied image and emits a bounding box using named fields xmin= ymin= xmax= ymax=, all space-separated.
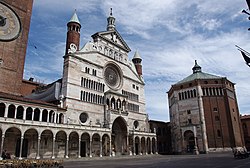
xmin=63 ymin=152 xmax=250 ymax=168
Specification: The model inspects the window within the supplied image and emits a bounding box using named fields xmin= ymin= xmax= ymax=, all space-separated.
xmin=134 ymin=120 xmax=139 ymax=129
xmin=79 ymin=112 xmax=88 ymax=123
xmin=188 ymin=119 xmax=192 ymax=124
xmin=213 ymin=108 xmax=218 ymax=112
xmin=217 ymin=130 xmax=221 ymax=137
xmin=132 ymin=84 xmax=135 ymax=89
xmin=215 ymin=116 xmax=220 ymax=121
xmin=187 ymin=110 xmax=191 ymax=115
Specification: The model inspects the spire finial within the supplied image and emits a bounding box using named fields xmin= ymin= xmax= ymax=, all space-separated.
xmin=110 ymin=8 xmax=113 ymax=16
xmin=192 ymin=60 xmax=201 ymax=73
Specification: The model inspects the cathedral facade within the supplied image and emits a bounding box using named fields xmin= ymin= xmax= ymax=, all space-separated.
xmin=0 ymin=0 xmax=156 ymax=159
xmin=168 ymin=61 xmax=244 ymax=154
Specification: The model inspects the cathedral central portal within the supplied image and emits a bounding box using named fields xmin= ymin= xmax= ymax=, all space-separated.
xmin=111 ymin=117 xmax=128 ymax=156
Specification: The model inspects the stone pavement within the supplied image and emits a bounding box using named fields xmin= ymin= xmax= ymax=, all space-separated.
xmin=63 ymin=152 xmax=250 ymax=168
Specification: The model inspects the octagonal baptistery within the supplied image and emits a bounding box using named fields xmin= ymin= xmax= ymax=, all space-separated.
xmin=60 ymin=10 xmax=157 ymax=157
xmin=168 ymin=60 xmax=244 ymax=154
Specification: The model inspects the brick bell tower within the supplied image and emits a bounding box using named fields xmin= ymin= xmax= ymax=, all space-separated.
xmin=65 ymin=10 xmax=81 ymax=55
xmin=0 ymin=0 xmax=33 ymax=95
xmin=132 ymin=50 xmax=143 ymax=76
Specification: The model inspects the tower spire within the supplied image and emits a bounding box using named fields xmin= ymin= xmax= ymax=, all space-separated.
xmin=192 ymin=60 xmax=202 ymax=73
xmin=107 ymin=8 xmax=115 ymax=31
xmin=65 ymin=10 xmax=81 ymax=55
xmin=132 ymin=50 xmax=143 ymax=76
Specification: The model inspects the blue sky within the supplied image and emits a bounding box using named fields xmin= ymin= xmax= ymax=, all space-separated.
xmin=25 ymin=0 xmax=250 ymax=122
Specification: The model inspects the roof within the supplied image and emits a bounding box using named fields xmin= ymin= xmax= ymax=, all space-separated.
xmin=241 ymin=115 xmax=250 ymax=120
xmin=0 ymin=91 xmax=61 ymax=108
xmin=176 ymin=60 xmax=222 ymax=85
xmin=68 ymin=11 xmax=80 ymax=24
xmin=133 ymin=50 xmax=142 ymax=60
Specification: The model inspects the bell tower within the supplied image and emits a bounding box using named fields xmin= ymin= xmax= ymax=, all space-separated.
xmin=0 ymin=0 xmax=33 ymax=95
xmin=132 ymin=51 xmax=143 ymax=76
xmin=65 ymin=10 xmax=81 ymax=55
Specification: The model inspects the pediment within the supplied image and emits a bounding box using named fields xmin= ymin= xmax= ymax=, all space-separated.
xmin=92 ymin=29 xmax=131 ymax=52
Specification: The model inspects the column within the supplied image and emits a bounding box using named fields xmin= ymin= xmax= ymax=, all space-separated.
xmin=78 ymin=138 xmax=81 ymax=158
xmin=133 ymin=137 xmax=136 ymax=155
xmin=19 ymin=136 xmax=24 ymax=159
xmin=31 ymin=108 xmax=34 ymax=121
xmin=89 ymin=139 xmax=92 ymax=157
xmin=39 ymin=110 xmax=43 ymax=122
xmin=155 ymin=139 xmax=158 ymax=154
xmin=150 ymin=138 xmax=153 ymax=154
xmin=109 ymin=137 xmax=112 ymax=157
xmin=4 ymin=104 xmax=8 ymax=118
xmin=52 ymin=136 xmax=55 ymax=159
xmin=126 ymin=135 xmax=129 ymax=155
xmin=100 ymin=139 xmax=102 ymax=157
xmin=36 ymin=136 xmax=41 ymax=159
xmin=0 ymin=134 xmax=5 ymax=156
xmin=145 ymin=139 xmax=148 ymax=155
xmin=53 ymin=113 xmax=57 ymax=123
xmin=23 ymin=107 xmax=27 ymax=120
xmin=197 ymin=85 xmax=209 ymax=153
xmin=139 ymin=138 xmax=142 ymax=155
xmin=65 ymin=136 xmax=69 ymax=158
xmin=47 ymin=111 xmax=49 ymax=123
xmin=14 ymin=106 xmax=17 ymax=119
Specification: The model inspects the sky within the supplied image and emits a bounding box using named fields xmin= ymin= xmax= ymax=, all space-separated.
xmin=25 ymin=0 xmax=250 ymax=122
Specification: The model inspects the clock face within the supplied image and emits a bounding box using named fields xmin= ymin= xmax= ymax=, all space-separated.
xmin=0 ymin=2 xmax=21 ymax=41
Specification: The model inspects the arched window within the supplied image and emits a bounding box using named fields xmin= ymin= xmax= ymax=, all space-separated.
xmin=59 ymin=113 xmax=64 ymax=124
xmin=193 ymin=89 xmax=197 ymax=97
xmin=49 ymin=110 xmax=54 ymax=123
xmin=7 ymin=104 xmax=15 ymax=118
xmin=111 ymin=97 xmax=115 ymax=109
xmin=34 ymin=108 xmax=40 ymax=121
xmin=0 ymin=103 xmax=6 ymax=117
xmin=16 ymin=106 xmax=24 ymax=119
xmin=26 ymin=107 xmax=33 ymax=120
xmin=81 ymin=77 xmax=83 ymax=87
xmin=42 ymin=109 xmax=48 ymax=122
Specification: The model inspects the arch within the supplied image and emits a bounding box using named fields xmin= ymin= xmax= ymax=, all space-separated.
xmin=111 ymin=97 xmax=115 ymax=109
xmin=80 ymin=132 xmax=90 ymax=157
xmin=92 ymin=133 xmax=101 ymax=157
xmin=68 ymin=132 xmax=79 ymax=158
xmin=49 ymin=110 xmax=54 ymax=123
xmin=40 ymin=130 xmax=53 ymax=158
xmin=26 ymin=107 xmax=33 ymax=120
xmin=55 ymin=130 xmax=67 ymax=158
xmin=141 ymin=137 xmax=146 ymax=154
xmin=112 ymin=117 xmax=128 ymax=156
xmin=102 ymin=134 xmax=110 ymax=156
xmin=42 ymin=109 xmax=48 ymax=122
xmin=0 ymin=103 xmax=5 ymax=117
xmin=4 ymin=127 xmax=21 ymax=158
xmin=16 ymin=106 xmax=24 ymax=119
xmin=152 ymin=138 xmax=156 ymax=154
xmin=24 ymin=128 xmax=38 ymax=158
xmin=7 ymin=104 xmax=15 ymax=118
xmin=58 ymin=113 xmax=64 ymax=124
xmin=134 ymin=136 xmax=140 ymax=155
xmin=146 ymin=137 xmax=151 ymax=154
xmin=33 ymin=108 xmax=40 ymax=121
xmin=183 ymin=130 xmax=195 ymax=153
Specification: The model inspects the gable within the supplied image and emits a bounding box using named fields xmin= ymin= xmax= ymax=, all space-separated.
xmin=92 ymin=29 xmax=131 ymax=53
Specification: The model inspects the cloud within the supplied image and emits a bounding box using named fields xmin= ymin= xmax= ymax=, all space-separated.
xmin=25 ymin=0 xmax=250 ymax=121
